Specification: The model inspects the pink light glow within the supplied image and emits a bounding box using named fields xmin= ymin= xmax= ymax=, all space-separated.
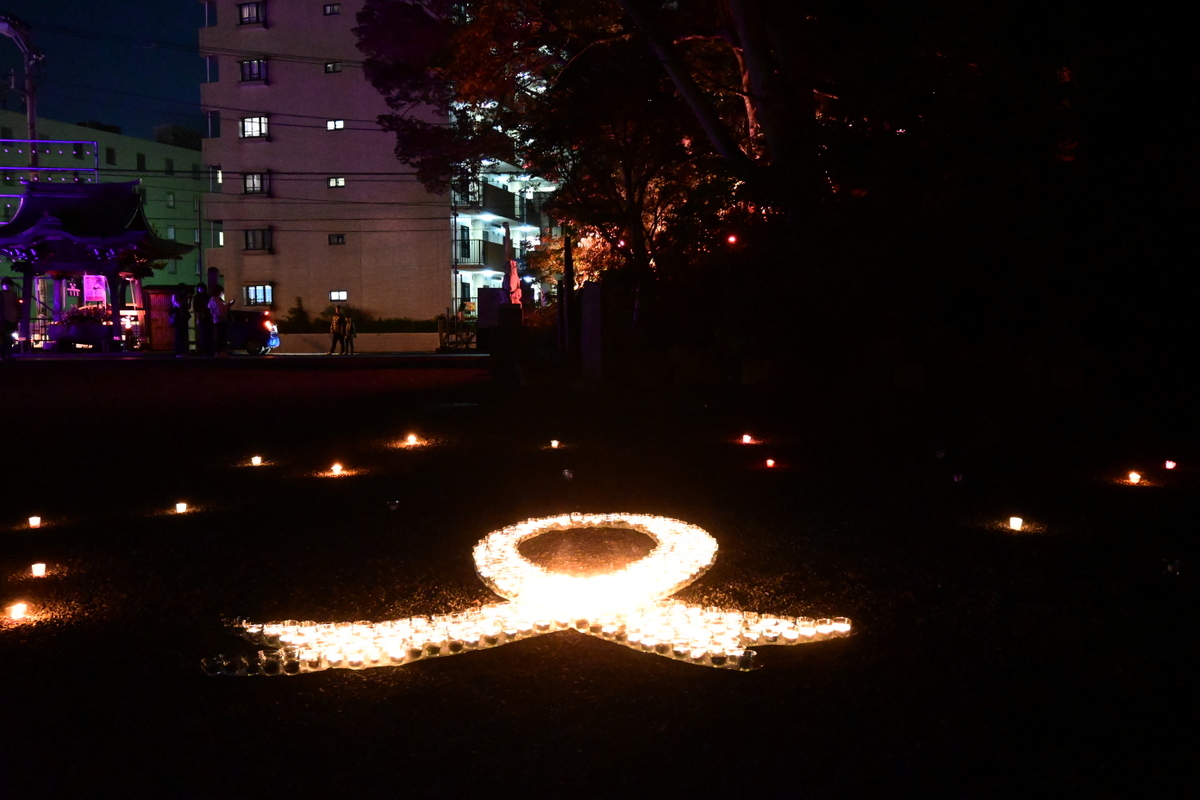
xmin=1165 ymin=460 xmax=1177 ymax=470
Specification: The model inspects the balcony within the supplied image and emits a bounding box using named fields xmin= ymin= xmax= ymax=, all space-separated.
xmin=453 ymin=238 xmax=508 ymax=269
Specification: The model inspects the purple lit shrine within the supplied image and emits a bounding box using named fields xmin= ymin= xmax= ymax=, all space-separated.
xmin=0 ymin=181 xmax=192 ymax=352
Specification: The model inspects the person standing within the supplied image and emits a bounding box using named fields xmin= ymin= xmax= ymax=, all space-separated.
xmin=169 ymin=283 xmax=192 ymax=357
xmin=343 ymin=312 xmax=357 ymax=355
xmin=192 ymin=283 xmax=212 ymax=355
xmin=208 ymin=285 xmax=235 ymax=356
xmin=327 ymin=305 xmax=346 ymax=355
xmin=1 ymin=277 xmax=19 ymax=360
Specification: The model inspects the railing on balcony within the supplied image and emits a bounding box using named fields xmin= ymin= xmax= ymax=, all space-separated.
xmin=453 ymin=179 xmax=545 ymax=227
xmin=453 ymin=238 xmax=507 ymax=269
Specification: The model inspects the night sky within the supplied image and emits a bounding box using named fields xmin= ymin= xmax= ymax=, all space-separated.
xmin=0 ymin=0 xmax=205 ymax=140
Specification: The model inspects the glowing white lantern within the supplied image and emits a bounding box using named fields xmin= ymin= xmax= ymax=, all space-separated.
xmin=28 ymin=516 xmax=41 ymax=528
xmin=7 ymin=602 xmax=27 ymax=621
xmin=175 ymin=502 xmax=188 ymax=514
xmin=765 ymin=459 xmax=775 ymax=468
xmin=405 ymin=434 xmax=419 ymax=446
xmin=1128 ymin=471 xmax=1141 ymax=484
xmin=1008 ymin=516 xmax=1023 ymax=531
xmin=1165 ymin=460 xmax=1176 ymax=470
xmin=550 ymin=440 xmax=560 ymax=449
xmin=218 ymin=512 xmax=851 ymax=677
xmin=741 ymin=434 xmax=753 ymax=444
xmin=31 ymin=563 xmax=46 ymax=577
xmin=331 ymin=463 xmax=343 ymax=475
xmin=251 ymin=456 xmax=262 ymax=466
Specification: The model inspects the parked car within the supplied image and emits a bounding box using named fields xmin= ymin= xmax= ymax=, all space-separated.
xmin=227 ymin=309 xmax=280 ymax=355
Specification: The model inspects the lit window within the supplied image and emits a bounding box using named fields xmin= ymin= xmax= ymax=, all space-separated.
xmin=212 ymin=220 xmax=224 ymax=247
xmin=244 ymin=229 xmax=272 ymax=251
xmin=238 ymin=3 xmax=264 ymax=25
xmin=167 ymin=192 xmax=176 ymax=208
xmin=194 ymin=228 xmax=200 ymax=243
xmin=239 ymin=59 xmax=267 ymax=82
xmin=209 ymin=165 xmax=223 ymax=192
xmin=243 ymin=172 xmax=268 ymax=194
xmin=166 ymin=226 xmax=176 ymax=240
xmin=244 ymin=284 xmax=273 ymax=306
xmin=240 ymin=115 xmax=269 ymax=138
xmin=330 ymin=290 xmax=348 ymax=301
xmin=105 ymin=147 xmax=116 ymax=165
xmin=326 ymin=119 xmax=345 ymax=131
xmin=324 ymin=62 xmax=342 ymax=73
xmin=328 ymin=233 xmax=345 ymax=245
xmin=328 ymin=177 xmax=345 ymax=187
xmin=323 ymin=4 xmax=341 ymax=15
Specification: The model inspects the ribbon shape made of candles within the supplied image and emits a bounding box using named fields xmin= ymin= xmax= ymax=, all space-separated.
xmin=205 ymin=513 xmax=851 ymax=676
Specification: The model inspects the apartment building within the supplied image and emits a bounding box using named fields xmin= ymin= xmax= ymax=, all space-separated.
xmin=198 ymin=0 xmax=451 ymax=321
xmin=0 ymin=110 xmax=205 ymax=285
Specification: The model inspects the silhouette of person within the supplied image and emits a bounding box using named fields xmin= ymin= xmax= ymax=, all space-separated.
xmin=169 ymin=283 xmax=192 ymax=357
xmin=327 ymin=305 xmax=347 ymax=355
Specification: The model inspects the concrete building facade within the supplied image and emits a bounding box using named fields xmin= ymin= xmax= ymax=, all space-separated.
xmin=198 ymin=0 xmax=450 ymax=322
xmin=0 ymin=110 xmax=205 ymax=286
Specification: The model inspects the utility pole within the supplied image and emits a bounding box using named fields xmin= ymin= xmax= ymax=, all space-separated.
xmin=0 ymin=13 xmax=43 ymax=171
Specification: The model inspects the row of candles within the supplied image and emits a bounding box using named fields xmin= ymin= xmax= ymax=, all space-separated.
xmin=210 ymin=603 xmax=853 ymax=676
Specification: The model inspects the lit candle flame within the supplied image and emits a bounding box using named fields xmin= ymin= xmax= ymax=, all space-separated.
xmin=251 ymin=456 xmax=262 ymax=466
xmin=1128 ymin=472 xmax=1141 ymax=484
xmin=1009 ymin=516 xmax=1023 ymax=531
xmin=1165 ymin=460 xmax=1176 ymax=470
xmin=765 ymin=459 xmax=775 ymax=468
xmin=550 ymin=440 xmax=559 ymax=449
xmin=175 ymin=502 xmax=188 ymax=514
xmin=7 ymin=602 xmax=27 ymax=621
xmin=741 ymin=434 xmax=753 ymax=444
xmin=28 ymin=516 xmax=41 ymax=528
xmin=331 ymin=463 xmax=343 ymax=475
xmin=212 ymin=513 xmax=851 ymax=677
xmin=31 ymin=563 xmax=46 ymax=577
xmin=405 ymin=434 xmax=419 ymax=446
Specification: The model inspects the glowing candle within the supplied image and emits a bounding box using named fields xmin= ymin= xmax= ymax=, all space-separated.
xmin=7 ymin=602 xmax=27 ymax=621
xmin=1008 ymin=516 xmax=1023 ymax=531
xmin=31 ymin=563 xmax=46 ymax=577
xmin=406 ymin=434 xmax=418 ymax=446
xmin=28 ymin=516 xmax=41 ymax=528
xmin=550 ymin=439 xmax=560 ymax=449
xmin=741 ymin=434 xmax=753 ymax=444
xmin=331 ymin=463 xmax=343 ymax=475
xmin=765 ymin=459 xmax=775 ymax=468
xmin=1128 ymin=472 xmax=1141 ymax=484
xmin=1165 ymin=460 xmax=1176 ymax=470
xmin=251 ymin=456 xmax=262 ymax=466
xmin=175 ymin=502 xmax=188 ymax=514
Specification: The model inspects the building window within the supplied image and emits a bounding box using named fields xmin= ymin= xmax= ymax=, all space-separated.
xmin=192 ymin=163 xmax=202 ymax=180
xmin=240 ymin=116 xmax=269 ymax=138
xmin=136 ymin=153 xmax=147 ymax=171
xmin=167 ymin=192 xmax=176 ymax=208
xmin=193 ymin=196 xmax=201 ymax=212
xmin=325 ymin=119 xmax=345 ymax=131
xmin=105 ymin=147 xmax=116 ymax=165
xmin=323 ymin=4 xmax=341 ymax=15
xmin=212 ymin=220 xmax=224 ymax=247
xmin=244 ymin=228 xmax=272 ymax=251
xmin=244 ymin=283 xmax=273 ymax=306
xmin=327 ymin=176 xmax=345 ymax=188
xmin=459 ymin=224 xmax=470 ymax=258
xmin=205 ymin=55 xmax=219 ymax=83
xmin=209 ymin=165 xmax=223 ymax=192
xmin=329 ymin=233 xmax=346 ymax=245
xmin=243 ymin=172 xmax=269 ymax=194
xmin=324 ymin=62 xmax=342 ymax=73
xmin=166 ymin=225 xmax=176 ymax=240
xmin=239 ymin=59 xmax=267 ymax=82
xmin=164 ymin=158 xmax=175 ymax=176
xmin=238 ymin=3 xmax=264 ymax=25
xmin=329 ymin=290 xmax=348 ymax=302
xmin=194 ymin=228 xmax=201 ymax=243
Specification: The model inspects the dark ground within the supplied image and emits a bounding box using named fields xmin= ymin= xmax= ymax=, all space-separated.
xmin=0 ymin=354 xmax=1194 ymax=798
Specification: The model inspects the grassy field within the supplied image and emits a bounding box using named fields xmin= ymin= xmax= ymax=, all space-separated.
xmin=1 ymin=356 xmax=1193 ymax=797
